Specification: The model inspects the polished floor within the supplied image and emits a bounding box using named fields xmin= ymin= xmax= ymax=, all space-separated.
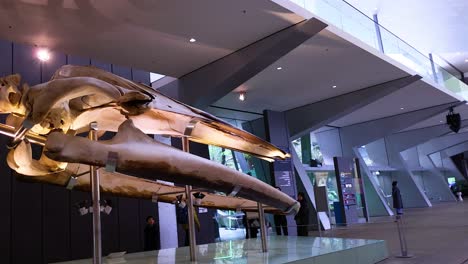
xmin=55 ymin=236 xmax=386 ymax=264
xmin=312 ymin=201 xmax=468 ymax=264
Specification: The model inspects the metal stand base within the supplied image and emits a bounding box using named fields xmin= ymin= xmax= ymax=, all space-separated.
xmin=396 ymin=255 xmax=413 ymax=258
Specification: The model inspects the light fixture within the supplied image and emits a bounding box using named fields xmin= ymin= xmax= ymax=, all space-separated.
xmin=193 ymin=192 xmax=206 ymax=206
xmin=332 ymin=85 xmax=337 ymax=88
xmin=151 ymin=193 xmax=158 ymax=203
xmin=440 ymin=120 xmax=443 ymax=123
xmin=175 ymin=194 xmax=183 ymax=205
xmin=276 ymin=67 xmax=282 ymax=70
xmin=400 ymin=107 xmax=405 ymax=110
xmin=74 ymin=200 xmax=90 ymax=216
xmin=465 ymin=59 xmax=468 ymax=63
xmin=37 ymin=48 xmax=51 ymax=62
xmin=66 ymin=176 xmax=78 ymax=190
xmin=239 ymin=92 xmax=246 ymax=101
xmin=100 ymin=200 xmax=113 ymax=215
xmin=189 ymin=38 xmax=196 ymax=43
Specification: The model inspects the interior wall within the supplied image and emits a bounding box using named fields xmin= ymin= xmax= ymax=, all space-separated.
xmin=0 ymin=40 xmax=162 ymax=263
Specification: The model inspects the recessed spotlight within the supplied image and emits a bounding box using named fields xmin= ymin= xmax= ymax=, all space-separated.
xmin=276 ymin=67 xmax=282 ymax=70
xmin=37 ymin=48 xmax=50 ymax=62
xmin=239 ymin=92 xmax=246 ymax=101
xmin=440 ymin=120 xmax=443 ymax=123
xmin=465 ymin=59 xmax=468 ymax=62
xmin=332 ymin=85 xmax=337 ymax=88
xmin=189 ymin=38 xmax=196 ymax=43
xmin=400 ymin=107 xmax=404 ymax=110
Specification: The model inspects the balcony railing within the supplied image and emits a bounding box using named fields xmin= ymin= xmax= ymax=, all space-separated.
xmin=290 ymin=0 xmax=468 ymax=100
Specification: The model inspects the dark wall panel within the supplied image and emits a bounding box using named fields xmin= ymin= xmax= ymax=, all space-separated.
xmin=68 ymin=55 xmax=90 ymax=66
xmin=43 ymin=185 xmax=71 ymax=263
xmin=91 ymin=60 xmax=111 ymax=72
xmin=0 ymin=134 xmax=11 ymax=263
xmin=0 ymin=40 xmax=12 ymax=76
xmin=0 ymin=40 xmax=12 ymax=263
xmin=132 ymin=69 xmax=150 ymax=85
xmin=70 ymin=191 xmax=93 ymax=260
xmin=11 ymin=43 xmax=43 ymax=263
xmin=101 ymin=194 xmax=120 ymax=255
xmin=112 ymin=65 xmax=132 ymax=79
xmin=118 ymin=197 xmax=140 ymax=253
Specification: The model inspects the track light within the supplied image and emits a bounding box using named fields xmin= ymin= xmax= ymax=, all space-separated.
xmin=239 ymin=92 xmax=246 ymax=101
xmin=74 ymin=200 xmax=90 ymax=216
xmin=100 ymin=200 xmax=112 ymax=215
xmin=193 ymin=192 xmax=205 ymax=206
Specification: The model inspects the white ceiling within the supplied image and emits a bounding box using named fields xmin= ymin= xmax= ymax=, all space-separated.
xmin=345 ymin=0 xmax=468 ymax=74
xmin=329 ymin=79 xmax=457 ymax=127
xmin=0 ymin=0 xmax=302 ymax=77
xmin=212 ymin=29 xmax=408 ymax=114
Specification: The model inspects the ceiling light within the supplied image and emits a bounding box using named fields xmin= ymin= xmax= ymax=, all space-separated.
xmin=440 ymin=120 xmax=443 ymax=123
xmin=239 ymin=92 xmax=246 ymax=101
xmin=37 ymin=48 xmax=50 ymax=62
xmin=465 ymin=59 xmax=468 ymax=62
xmin=400 ymin=107 xmax=404 ymax=110
xmin=276 ymin=67 xmax=282 ymax=70
xmin=189 ymin=38 xmax=196 ymax=43
xmin=332 ymin=85 xmax=337 ymax=88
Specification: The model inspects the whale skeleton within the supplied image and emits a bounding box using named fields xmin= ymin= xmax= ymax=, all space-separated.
xmin=0 ymin=65 xmax=299 ymax=214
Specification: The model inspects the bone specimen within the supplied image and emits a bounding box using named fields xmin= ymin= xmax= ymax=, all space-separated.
xmin=0 ymin=65 xmax=298 ymax=214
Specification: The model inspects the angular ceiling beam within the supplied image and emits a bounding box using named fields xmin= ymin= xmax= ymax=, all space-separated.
xmin=418 ymin=129 xmax=468 ymax=156
xmin=287 ymin=75 xmax=422 ymax=139
xmin=157 ymin=18 xmax=328 ymax=108
xmin=340 ymin=101 xmax=464 ymax=156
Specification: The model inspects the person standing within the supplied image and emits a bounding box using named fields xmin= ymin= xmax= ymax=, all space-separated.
xmin=294 ymin=192 xmax=309 ymax=236
xmin=144 ymin=216 xmax=160 ymax=251
xmin=274 ymin=187 xmax=288 ymax=236
xmin=392 ymin=181 xmax=404 ymax=216
xmin=176 ymin=199 xmax=200 ymax=247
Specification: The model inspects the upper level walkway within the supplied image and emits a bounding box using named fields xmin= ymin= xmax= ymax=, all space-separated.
xmin=273 ymin=0 xmax=468 ymax=102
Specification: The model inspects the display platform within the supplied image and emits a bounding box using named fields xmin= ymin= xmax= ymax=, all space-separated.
xmin=55 ymin=236 xmax=388 ymax=264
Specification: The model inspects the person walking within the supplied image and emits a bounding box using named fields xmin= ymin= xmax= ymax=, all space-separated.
xmin=294 ymin=192 xmax=309 ymax=236
xmin=392 ymin=181 xmax=404 ymax=217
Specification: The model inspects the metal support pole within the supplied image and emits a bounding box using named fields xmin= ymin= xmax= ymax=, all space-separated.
xmin=429 ymin=53 xmax=439 ymax=83
xmin=373 ymin=14 xmax=385 ymax=53
xmin=395 ymin=215 xmax=412 ymax=258
xmin=182 ymin=137 xmax=197 ymax=262
xmin=89 ymin=122 xmax=102 ymax=264
xmin=257 ymin=202 xmax=267 ymax=252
